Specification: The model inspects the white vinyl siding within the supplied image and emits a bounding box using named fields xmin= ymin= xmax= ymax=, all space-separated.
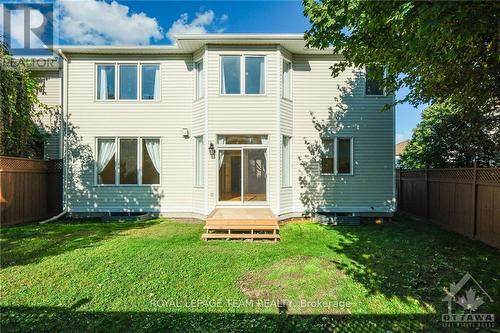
xmin=195 ymin=136 xmax=204 ymax=187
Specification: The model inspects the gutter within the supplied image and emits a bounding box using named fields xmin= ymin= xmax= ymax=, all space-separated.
xmin=41 ymin=49 xmax=69 ymax=224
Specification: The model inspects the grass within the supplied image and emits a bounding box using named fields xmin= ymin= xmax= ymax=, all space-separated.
xmin=1 ymin=216 xmax=499 ymax=332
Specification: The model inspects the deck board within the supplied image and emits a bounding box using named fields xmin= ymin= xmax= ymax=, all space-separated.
xmin=203 ymin=208 xmax=279 ymax=241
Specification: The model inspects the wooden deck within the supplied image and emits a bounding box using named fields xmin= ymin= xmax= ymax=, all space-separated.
xmin=202 ymin=208 xmax=280 ymax=242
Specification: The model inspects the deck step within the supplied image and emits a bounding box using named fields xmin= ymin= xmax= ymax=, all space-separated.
xmin=201 ymin=233 xmax=280 ymax=241
xmin=204 ymin=225 xmax=279 ymax=230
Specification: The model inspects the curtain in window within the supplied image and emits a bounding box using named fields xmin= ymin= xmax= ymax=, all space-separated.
xmin=221 ymin=63 xmax=226 ymax=94
xmin=259 ymin=59 xmax=265 ymax=94
xmin=99 ymin=67 xmax=107 ymax=99
xmin=282 ymin=136 xmax=290 ymax=186
xmin=144 ymin=139 xmax=161 ymax=174
xmin=97 ymin=139 xmax=115 ymax=177
xmin=153 ymin=66 xmax=160 ymax=100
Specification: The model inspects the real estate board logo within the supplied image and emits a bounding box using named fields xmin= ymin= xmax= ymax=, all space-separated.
xmin=2 ymin=2 xmax=54 ymax=56
xmin=442 ymin=273 xmax=495 ymax=328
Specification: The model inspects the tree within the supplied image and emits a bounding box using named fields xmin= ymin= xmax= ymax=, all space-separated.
xmin=0 ymin=40 xmax=47 ymax=158
xmin=399 ymin=102 xmax=499 ymax=169
xmin=303 ymin=1 xmax=500 ymax=110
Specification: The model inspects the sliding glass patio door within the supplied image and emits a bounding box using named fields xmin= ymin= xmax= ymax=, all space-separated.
xmin=218 ymin=148 xmax=267 ymax=204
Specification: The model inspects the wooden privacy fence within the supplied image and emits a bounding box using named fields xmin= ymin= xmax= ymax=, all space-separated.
xmin=397 ymin=167 xmax=500 ymax=248
xmin=0 ymin=157 xmax=63 ymax=226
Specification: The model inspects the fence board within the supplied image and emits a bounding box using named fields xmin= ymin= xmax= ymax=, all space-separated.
xmin=397 ymin=167 xmax=500 ymax=248
xmin=0 ymin=157 xmax=63 ymax=226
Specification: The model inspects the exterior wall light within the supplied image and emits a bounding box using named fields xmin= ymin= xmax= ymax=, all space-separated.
xmin=208 ymin=142 xmax=216 ymax=159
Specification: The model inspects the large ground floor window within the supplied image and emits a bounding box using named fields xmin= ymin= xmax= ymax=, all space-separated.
xmin=96 ymin=137 xmax=160 ymax=185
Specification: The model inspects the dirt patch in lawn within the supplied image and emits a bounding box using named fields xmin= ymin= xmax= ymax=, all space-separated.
xmin=237 ymin=256 xmax=349 ymax=314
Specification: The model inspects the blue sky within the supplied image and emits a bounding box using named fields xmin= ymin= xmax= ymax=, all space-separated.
xmin=1 ymin=0 xmax=423 ymax=140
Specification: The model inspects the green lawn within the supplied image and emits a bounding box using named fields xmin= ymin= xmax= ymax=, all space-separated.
xmin=1 ymin=216 xmax=498 ymax=332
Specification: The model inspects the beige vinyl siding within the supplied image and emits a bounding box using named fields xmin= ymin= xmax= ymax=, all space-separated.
xmin=292 ymin=55 xmax=395 ymax=213
xmin=65 ymin=54 xmax=195 ymax=214
xmin=34 ymin=71 xmax=61 ymax=159
xmin=206 ymin=45 xmax=279 ymax=213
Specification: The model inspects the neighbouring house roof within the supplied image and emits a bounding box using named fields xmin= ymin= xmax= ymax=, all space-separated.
xmin=52 ymin=34 xmax=335 ymax=55
xmin=396 ymin=140 xmax=410 ymax=156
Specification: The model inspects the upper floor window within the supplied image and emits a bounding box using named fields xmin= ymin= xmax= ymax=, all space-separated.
xmin=195 ymin=60 xmax=204 ymax=99
xmin=220 ymin=55 xmax=265 ymax=95
xmin=365 ymin=65 xmax=385 ymax=96
xmin=282 ymin=60 xmax=291 ymax=99
xmin=141 ymin=64 xmax=160 ymax=100
xmin=97 ymin=64 xmax=115 ymax=100
xmin=96 ymin=63 xmax=160 ymax=101
xmin=119 ymin=64 xmax=138 ymax=100
xmin=245 ymin=56 xmax=265 ymax=94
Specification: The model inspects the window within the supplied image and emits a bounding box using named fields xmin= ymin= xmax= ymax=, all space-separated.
xmin=97 ymin=63 xmax=160 ymax=101
xmin=97 ymin=138 xmax=116 ymax=184
xmin=365 ymin=66 xmax=384 ymax=96
xmin=195 ymin=136 xmax=204 ymax=186
xmin=119 ymin=64 xmax=138 ymax=100
xmin=245 ymin=56 xmax=265 ymax=94
xmin=282 ymin=60 xmax=291 ymax=99
xmin=337 ymin=138 xmax=352 ymax=174
xmin=196 ymin=60 xmax=204 ymax=99
xmin=141 ymin=64 xmax=160 ymax=100
xmin=220 ymin=55 xmax=265 ymax=95
xmin=221 ymin=56 xmax=241 ymax=94
xmin=321 ymin=139 xmax=335 ymax=174
xmin=96 ymin=64 xmax=115 ymax=100
xmin=96 ymin=137 xmax=160 ymax=185
xmin=120 ymin=139 xmax=138 ymax=184
xmin=282 ymin=136 xmax=291 ymax=187
xmin=142 ymin=139 xmax=160 ymax=184
xmin=217 ymin=135 xmax=268 ymax=145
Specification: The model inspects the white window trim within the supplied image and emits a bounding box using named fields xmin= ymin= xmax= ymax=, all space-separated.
xmin=281 ymin=59 xmax=292 ymax=101
xmin=94 ymin=136 xmax=162 ymax=186
xmin=194 ymin=135 xmax=205 ymax=188
xmin=95 ymin=62 xmax=161 ymax=102
xmin=281 ymin=135 xmax=292 ymax=188
xmin=195 ymin=59 xmax=204 ymax=100
xmin=320 ymin=137 xmax=354 ymax=176
xmin=219 ymin=55 xmax=267 ymax=96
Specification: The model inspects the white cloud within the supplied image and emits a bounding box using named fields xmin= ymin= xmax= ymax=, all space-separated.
xmin=58 ymin=0 xmax=163 ymax=45
xmin=167 ymin=10 xmax=228 ymax=43
xmin=0 ymin=4 xmax=47 ymax=49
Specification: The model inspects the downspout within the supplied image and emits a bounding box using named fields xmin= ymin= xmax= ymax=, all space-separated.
xmin=40 ymin=49 xmax=69 ymax=224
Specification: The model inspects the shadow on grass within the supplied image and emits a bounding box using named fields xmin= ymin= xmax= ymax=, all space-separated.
xmin=322 ymin=215 xmax=500 ymax=318
xmin=0 ymin=220 xmax=159 ymax=268
xmin=0 ymin=305 xmax=446 ymax=333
